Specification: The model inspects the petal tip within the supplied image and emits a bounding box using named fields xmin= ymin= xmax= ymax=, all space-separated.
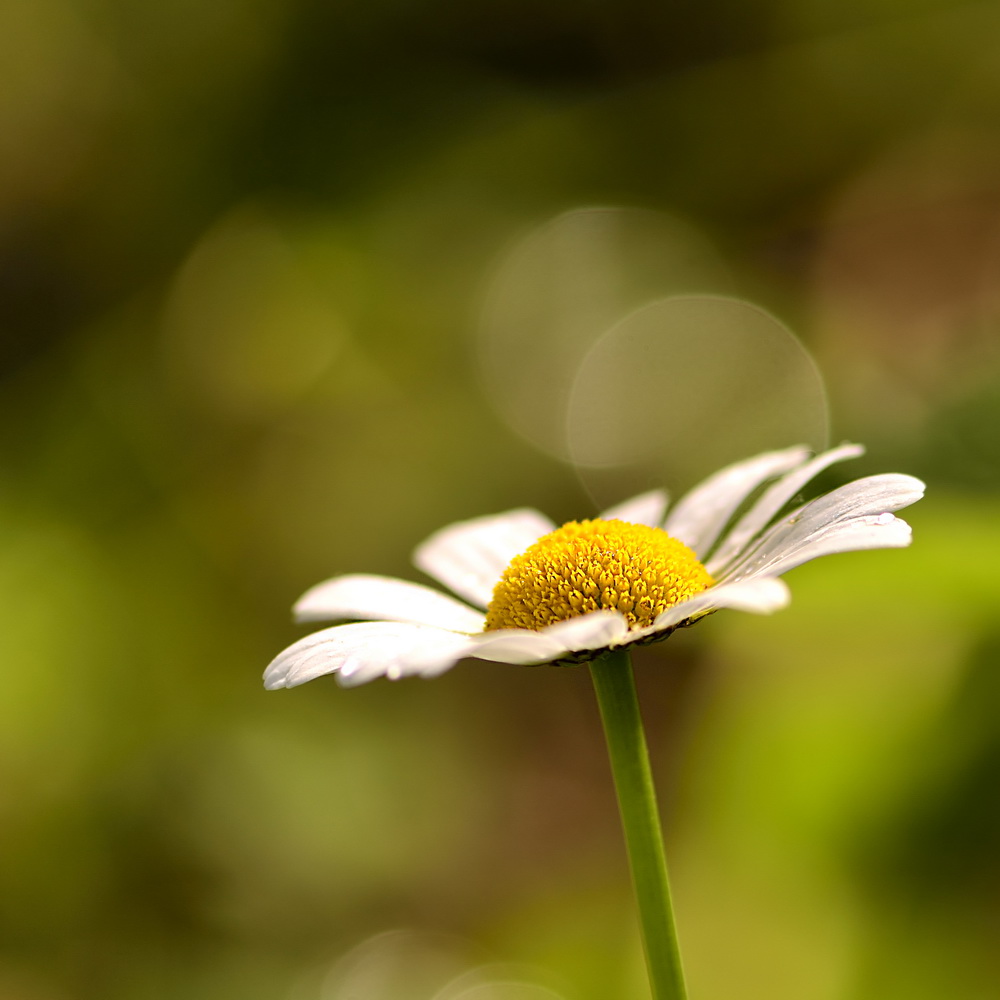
xmin=758 ymin=576 xmax=792 ymax=611
xmin=262 ymin=666 xmax=290 ymax=690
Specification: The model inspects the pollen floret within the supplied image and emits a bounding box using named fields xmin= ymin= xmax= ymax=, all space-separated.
xmin=484 ymin=518 xmax=715 ymax=632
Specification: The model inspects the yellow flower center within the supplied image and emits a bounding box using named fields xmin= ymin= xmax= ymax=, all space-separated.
xmin=484 ymin=518 xmax=715 ymax=632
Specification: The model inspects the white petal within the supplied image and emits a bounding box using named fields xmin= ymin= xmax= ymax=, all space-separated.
xmin=663 ymin=446 xmax=811 ymax=557
xmin=466 ymin=610 xmax=631 ymax=664
xmin=263 ymin=622 xmax=474 ymax=689
xmin=464 ymin=627 xmax=566 ymax=664
xmin=541 ymin=609 xmax=631 ymax=650
xmin=707 ymin=443 xmax=864 ymax=573
xmin=723 ymin=473 xmax=925 ymax=581
xmin=754 ymin=516 xmax=913 ymax=578
xmin=650 ymin=576 xmax=791 ymax=631
xmin=293 ymin=574 xmax=485 ymax=632
xmin=600 ymin=489 xmax=669 ymax=527
xmin=413 ymin=508 xmax=556 ymax=608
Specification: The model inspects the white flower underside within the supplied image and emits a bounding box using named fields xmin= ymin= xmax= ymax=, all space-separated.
xmin=265 ymin=444 xmax=925 ymax=689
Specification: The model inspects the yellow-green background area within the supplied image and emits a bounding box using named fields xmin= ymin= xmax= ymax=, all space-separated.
xmin=3 ymin=1 xmax=1000 ymax=998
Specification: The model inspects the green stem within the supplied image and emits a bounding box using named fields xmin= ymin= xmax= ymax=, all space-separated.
xmin=589 ymin=647 xmax=687 ymax=1000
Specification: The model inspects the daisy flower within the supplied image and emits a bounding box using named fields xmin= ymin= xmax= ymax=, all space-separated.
xmin=263 ymin=443 xmax=924 ymax=690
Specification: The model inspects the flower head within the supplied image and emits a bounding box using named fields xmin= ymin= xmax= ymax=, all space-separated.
xmin=484 ymin=518 xmax=715 ymax=632
xmin=263 ymin=444 xmax=924 ymax=689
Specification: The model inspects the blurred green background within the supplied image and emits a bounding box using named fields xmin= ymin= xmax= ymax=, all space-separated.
xmin=2 ymin=1 xmax=1000 ymax=998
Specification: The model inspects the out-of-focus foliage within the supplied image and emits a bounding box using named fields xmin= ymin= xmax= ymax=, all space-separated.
xmin=1 ymin=1 xmax=999 ymax=998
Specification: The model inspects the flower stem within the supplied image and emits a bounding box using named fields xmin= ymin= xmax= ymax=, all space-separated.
xmin=589 ymin=647 xmax=687 ymax=1000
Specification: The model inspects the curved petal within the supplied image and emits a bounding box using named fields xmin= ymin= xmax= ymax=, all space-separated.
xmin=263 ymin=622 xmax=474 ymax=689
xmin=707 ymin=443 xmax=864 ymax=574
xmin=753 ymin=515 xmax=913 ymax=579
xmin=541 ymin=609 xmax=630 ymax=651
xmin=649 ymin=576 xmax=791 ymax=632
xmin=600 ymin=489 xmax=669 ymax=528
xmin=413 ymin=508 xmax=556 ymax=608
xmin=293 ymin=574 xmax=485 ymax=632
xmin=723 ymin=473 xmax=925 ymax=581
xmin=466 ymin=609 xmax=630 ymax=664
xmin=663 ymin=446 xmax=811 ymax=557
xmin=464 ymin=628 xmax=566 ymax=665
